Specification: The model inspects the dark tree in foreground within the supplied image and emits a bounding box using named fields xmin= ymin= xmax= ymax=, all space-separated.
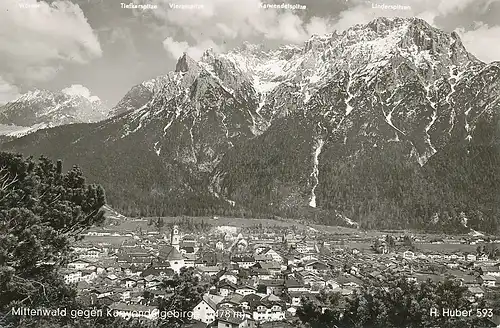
xmin=0 ymin=153 xmax=108 ymax=327
xmin=155 ymin=267 xmax=210 ymax=328
xmin=297 ymin=276 xmax=490 ymax=328
xmin=296 ymin=291 xmax=344 ymax=328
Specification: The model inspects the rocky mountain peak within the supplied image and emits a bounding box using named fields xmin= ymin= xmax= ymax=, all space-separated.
xmin=238 ymin=41 xmax=265 ymax=54
xmin=303 ymin=34 xmax=331 ymax=53
xmin=201 ymin=48 xmax=217 ymax=63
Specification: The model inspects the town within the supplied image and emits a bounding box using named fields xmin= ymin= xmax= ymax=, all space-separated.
xmin=64 ymin=214 xmax=500 ymax=328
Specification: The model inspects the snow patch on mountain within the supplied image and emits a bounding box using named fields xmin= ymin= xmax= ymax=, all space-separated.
xmin=344 ymin=216 xmax=359 ymax=228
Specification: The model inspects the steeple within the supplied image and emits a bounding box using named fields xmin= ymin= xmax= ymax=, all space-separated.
xmin=171 ymin=225 xmax=180 ymax=251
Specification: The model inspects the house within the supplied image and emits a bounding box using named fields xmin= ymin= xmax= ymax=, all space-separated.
xmin=260 ymin=279 xmax=285 ymax=296
xmin=252 ymin=268 xmax=272 ymax=280
xmin=219 ymin=281 xmax=238 ymax=297
xmin=141 ymin=261 xmax=175 ymax=278
xmin=467 ymin=286 xmax=485 ymax=301
xmin=479 ymin=254 xmax=489 ymax=261
xmin=304 ymin=260 xmax=330 ymax=273
xmin=198 ymin=266 xmax=222 ymax=277
xmin=184 ymin=253 xmax=196 ymax=268
xmin=261 ymin=249 xmax=284 ymax=264
xmin=403 ymin=251 xmax=415 ymax=260
xmin=284 ymin=279 xmax=309 ymax=293
xmin=334 ymin=275 xmax=362 ymax=289
xmin=325 ymin=279 xmax=340 ymax=290
xmin=456 ymin=274 xmax=478 ymax=286
xmin=86 ymin=228 xmax=112 ymax=236
xmin=466 ymin=254 xmax=477 ymax=262
xmin=260 ymin=262 xmax=283 ymax=275
xmin=480 ymin=275 xmax=497 ymax=287
xmin=351 ymin=248 xmax=361 ymax=255
xmin=120 ymin=277 xmax=137 ymax=288
xmin=283 ymin=291 xmax=315 ymax=308
xmin=80 ymin=268 xmax=97 ymax=282
xmin=236 ymin=285 xmax=257 ymax=296
xmin=90 ymin=287 xmax=114 ymax=299
xmin=143 ymin=275 xmax=163 ymax=289
xmin=180 ymin=240 xmax=198 ymax=254
xmin=251 ymin=300 xmax=286 ymax=322
xmin=300 ymin=254 xmax=318 ymax=262
xmin=68 ymin=259 xmax=92 ymax=270
xmin=105 ymin=274 xmax=118 ymax=282
xmin=239 ymin=294 xmax=262 ymax=311
xmin=482 ymin=266 xmax=500 ymax=277
xmin=295 ymin=241 xmax=317 ymax=254
xmin=217 ymin=312 xmax=256 ymax=328
xmin=192 ymin=294 xmax=225 ymax=324
xmin=349 ymin=266 xmax=360 ymax=276
xmin=254 ymin=254 xmax=273 ymax=263
xmin=118 ymin=289 xmax=131 ymax=302
xmin=62 ymin=270 xmax=82 ymax=284
xmin=219 ymin=294 xmax=244 ymax=308
xmin=232 ymin=256 xmax=256 ymax=269
xmin=197 ymin=252 xmax=219 ymax=267
xmin=79 ymin=246 xmax=102 ymax=259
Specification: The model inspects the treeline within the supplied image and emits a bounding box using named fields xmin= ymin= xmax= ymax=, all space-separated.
xmin=147 ymin=217 xmax=212 ymax=233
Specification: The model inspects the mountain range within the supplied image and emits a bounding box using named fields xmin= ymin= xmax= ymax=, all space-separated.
xmin=0 ymin=88 xmax=110 ymax=140
xmin=1 ymin=17 xmax=499 ymax=233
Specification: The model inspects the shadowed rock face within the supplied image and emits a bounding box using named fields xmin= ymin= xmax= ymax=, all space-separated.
xmin=1 ymin=17 xmax=499 ymax=230
xmin=175 ymin=52 xmax=197 ymax=73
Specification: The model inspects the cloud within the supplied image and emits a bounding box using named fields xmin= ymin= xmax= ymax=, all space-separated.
xmin=62 ymin=84 xmax=100 ymax=102
xmin=163 ymin=38 xmax=190 ymax=60
xmin=456 ymin=23 xmax=500 ymax=63
xmin=163 ymin=37 xmax=220 ymax=61
xmin=0 ymin=0 xmax=102 ymax=84
xmin=0 ymin=77 xmax=21 ymax=105
xmin=137 ymin=0 xmax=333 ymax=59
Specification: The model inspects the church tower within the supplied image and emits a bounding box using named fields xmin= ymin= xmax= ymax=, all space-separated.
xmin=171 ymin=225 xmax=180 ymax=251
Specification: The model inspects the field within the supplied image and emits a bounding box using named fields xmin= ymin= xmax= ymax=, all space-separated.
xmin=83 ymin=235 xmax=134 ymax=246
xmin=108 ymin=215 xmax=362 ymax=234
xmin=101 ymin=213 xmax=488 ymax=254
xmin=416 ymin=243 xmax=477 ymax=253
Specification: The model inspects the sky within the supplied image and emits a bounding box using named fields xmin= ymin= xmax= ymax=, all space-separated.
xmin=0 ymin=0 xmax=499 ymax=106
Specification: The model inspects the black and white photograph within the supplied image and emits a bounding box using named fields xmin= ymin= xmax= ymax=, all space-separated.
xmin=0 ymin=0 xmax=499 ymax=327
